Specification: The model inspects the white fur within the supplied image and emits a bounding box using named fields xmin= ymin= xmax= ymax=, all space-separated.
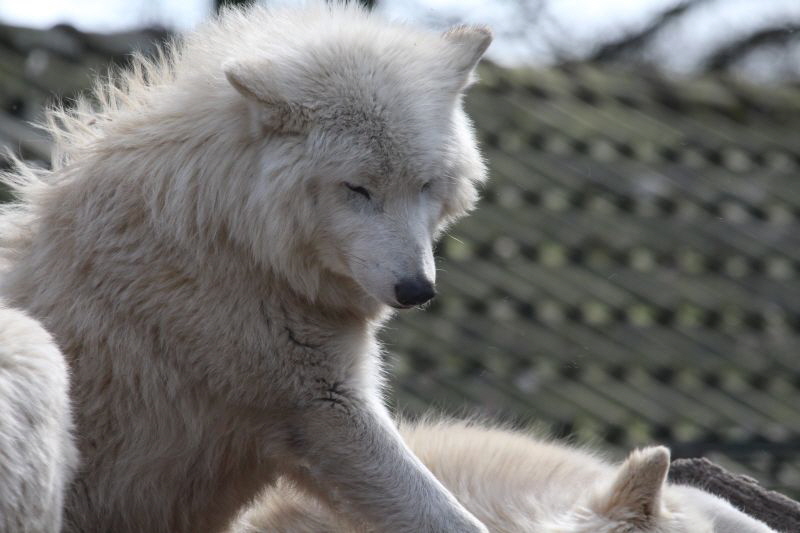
xmin=0 ymin=2 xmax=490 ymax=532
xmin=232 ymin=420 xmax=779 ymax=533
xmin=0 ymin=305 xmax=76 ymax=532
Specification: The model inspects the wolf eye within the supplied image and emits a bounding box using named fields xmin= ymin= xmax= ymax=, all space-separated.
xmin=345 ymin=182 xmax=371 ymax=200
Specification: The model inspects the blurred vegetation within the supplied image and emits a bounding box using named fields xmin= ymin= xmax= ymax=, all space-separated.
xmin=216 ymin=0 xmax=377 ymax=10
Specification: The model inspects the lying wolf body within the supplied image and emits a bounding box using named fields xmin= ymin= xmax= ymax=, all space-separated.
xmin=233 ymin=420 xmax=778 ymax=533
xmin=0 ymin=3 xmax=491 ymax=532
xmin=0 ymin=305 xmax=75 ymax=533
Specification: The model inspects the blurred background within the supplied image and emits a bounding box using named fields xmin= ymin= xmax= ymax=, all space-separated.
xmin=0 ymin=0 xmax=798 ymax=497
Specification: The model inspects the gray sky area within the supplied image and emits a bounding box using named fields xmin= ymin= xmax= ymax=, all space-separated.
xmin=1 ymin=1 xmax=799 ymax=80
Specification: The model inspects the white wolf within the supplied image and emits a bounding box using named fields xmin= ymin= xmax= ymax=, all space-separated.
xmin=233 ymin=420 xmax=778 ymax=533
xmin=0 ymin=2 xmax=490 ymax=532
xmin=0 ymin=305 xmax=76 ymax=533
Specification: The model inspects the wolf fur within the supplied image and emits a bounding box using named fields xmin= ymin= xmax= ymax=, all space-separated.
xmin=0 ymin=305 xmax=75 ymax=533
xmin=0 ymin=2 xmax=491 ymax=532
xmin=232 ymin=420 xmax=778 ymax=533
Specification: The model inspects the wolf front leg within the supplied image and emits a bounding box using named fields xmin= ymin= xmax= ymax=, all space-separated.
xmin=291 ymin=390 xmax=487 ymax=533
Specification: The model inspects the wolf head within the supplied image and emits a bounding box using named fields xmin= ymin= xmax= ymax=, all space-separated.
xmin=219 ymin=4 xmax=490 ymax=311
xmin=547 ymin=446 xmax=713 ymax=533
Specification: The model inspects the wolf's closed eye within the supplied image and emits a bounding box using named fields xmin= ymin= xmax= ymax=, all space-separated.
xmin=345 ymin=182 xmax=371 ymax=200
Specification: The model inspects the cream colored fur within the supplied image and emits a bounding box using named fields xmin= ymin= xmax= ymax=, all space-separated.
xmin=233 ymin=420 xmax=778 ymax=533
xmin=0 ymin=305 xmax=76 ymax=533
xmin=0 ymin=3 xmax=491 ymax=532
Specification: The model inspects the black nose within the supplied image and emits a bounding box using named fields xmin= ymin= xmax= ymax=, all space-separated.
xmin=394 ymin=277 xmax=436 ymax=307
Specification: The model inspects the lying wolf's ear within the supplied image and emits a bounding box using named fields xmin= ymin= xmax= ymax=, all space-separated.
xmin=442 ymin=25 xmax=492 ymax=89
xmin=223 ymin=59 xmax=310 ymax=134
xmin=594 ymin=446 xmax=670 ymax=526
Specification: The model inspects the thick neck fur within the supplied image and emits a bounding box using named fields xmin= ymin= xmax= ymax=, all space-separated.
xmin=26 ymin=99 xmax=387 ymax=326
xmin=1 ymin=152 xmax=385 ymax=530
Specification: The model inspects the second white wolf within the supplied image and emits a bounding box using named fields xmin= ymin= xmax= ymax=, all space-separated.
xmin=233 ymin=420 xmax=778 ymax=533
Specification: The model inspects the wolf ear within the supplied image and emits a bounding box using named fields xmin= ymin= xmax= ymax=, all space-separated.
xmin=595 ymin=446 xmax=670 ymax=526
xmin=442 ymin=25 xmax=492 ymax=89
xmin=223 ymin=59 xmax=310 ymax=134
